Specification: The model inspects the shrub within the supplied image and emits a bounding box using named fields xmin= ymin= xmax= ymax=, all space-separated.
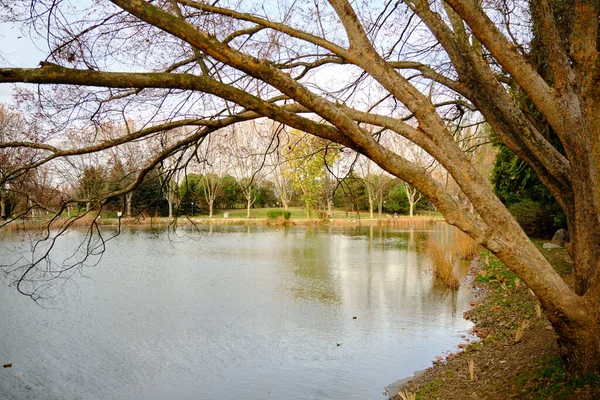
xmin=508 ymin=200 xmax=555 ymax=238
xmin=266 ymin=210 xmax=291 ymax=220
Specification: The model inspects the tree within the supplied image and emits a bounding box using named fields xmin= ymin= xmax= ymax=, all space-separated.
xmin=77 ymin=166 xmax=107 ymax=213
xmin=333 ymin=171 xmax=369 ymax=217
xmin=130 ymin=167 xmax=169 ymax=217
xmin=196 ymin=133 xmax=229 ymax=217
xmin=1 ymin=0 xmax=600 ymax=375
xmin=285 ymin=130 xmax=338 ymax=218
xmin=384 ymin=182 xmax=410 ymax=215
xmin=403 ymin=183 xmax=422 ymax=217
xmin=492 ymin=143 xmax=566 ymax=236
xmin=356 ymin=157 xmax=378 ymax=218
xmin=178 ymin=174 xmax=203 ymax=216
xmin=218 ymin=174 xmax=242 ymax=210
xmin=270 ymin=127 xmax=295 ymax=210
xmin=255 ymin=179 xmax=278 ymax=208
xmin=0 ymin=105 xmax=41 ymax=220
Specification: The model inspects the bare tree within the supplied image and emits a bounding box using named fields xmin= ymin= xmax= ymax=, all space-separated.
xmin=197 ymin=132 xmax=229 ymax=218
xmin=225 ymin=121 xmax=272 ymax=218
xmin=1 ymin=0 xmax=600 ymax=374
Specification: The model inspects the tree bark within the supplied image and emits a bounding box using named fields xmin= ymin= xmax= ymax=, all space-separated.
xmin=0 ymin=194 xmax=6 ymax=219
xmin=125 ymin=192 xmax=132 ymax=218
xmin=550 ymin=302 xmax=600 ymax=376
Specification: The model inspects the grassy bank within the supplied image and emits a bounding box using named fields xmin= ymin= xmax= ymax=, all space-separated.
xmin=392 ymin=242 xmax=600 ymax=400
xmin=2 ymin=208 xmax=444 ymax=231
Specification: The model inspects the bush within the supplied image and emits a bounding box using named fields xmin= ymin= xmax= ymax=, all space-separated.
xmin=266 ymin=210 xmax=291 ymax=220
xmin=508 ymin=200 xmax=555 ymax=238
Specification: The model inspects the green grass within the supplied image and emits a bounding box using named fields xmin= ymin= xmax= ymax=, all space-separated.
xmin=414 ymin=378 xmax=443 ymax=399
xmin=190 ymin=207 xmax=431 ymax=220
xmin=516 ymin=355 xmax=600 ymax=400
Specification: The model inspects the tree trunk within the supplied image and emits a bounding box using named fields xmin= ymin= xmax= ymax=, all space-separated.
xmin=378 ymin=191 xmax=383 ymax=218
xmin=167 ymin=195 xmax=173 ymax=218
xmin=0 ymin=192 xmax=6 ymax=220
xmin=409 ymin=202 xmax=414 ymax=217
xmin=125 ymin=192 xmax=133 ymax=217
xmin=246 ymin=196 xmax=251 ymax=218
xmin=208 ymin=201 xmax=213 ymax=218
xmin=549 ymin=304 xmax=600 ymax=376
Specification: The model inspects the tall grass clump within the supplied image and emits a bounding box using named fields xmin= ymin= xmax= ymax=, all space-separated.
xmin=468 ymin=359 xmax=475 ymax=381
xmin=454 ymin=229 xmax=480 ymax=259
xmin=428 ymin=237 xmax=460 ymax=289
xmin=397 ymin=389 xmax=416 ymax=400
xmin=514 ymin=319 xmax=532 ymax=344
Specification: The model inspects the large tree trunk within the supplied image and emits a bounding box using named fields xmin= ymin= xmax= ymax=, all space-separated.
xmin=549 ymin=301 xmax=600 ymax=376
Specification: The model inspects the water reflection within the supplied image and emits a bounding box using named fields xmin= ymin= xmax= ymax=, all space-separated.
xmin=0 ymin=224 xmax=473 ymax=400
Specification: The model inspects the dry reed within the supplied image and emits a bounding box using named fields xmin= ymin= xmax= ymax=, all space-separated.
xmin=514 ymin=319 xmax=532 ymax=344
xmin=536 ymin=303 xmax=542 ymax=319
xmin=428 ymin=238 xmax=460 ymax=289
xmin=2 ymin=215 xmax=97 ymax=232
xmin=468 ymin=359 xmax=475 ymax=381
xmin=398 ymin=389 xmax=417 ymax=400
xmin=454 ymin=230 xmax=480 ymax=259
xmin=514 ymin=277 xmax=521 ymax=288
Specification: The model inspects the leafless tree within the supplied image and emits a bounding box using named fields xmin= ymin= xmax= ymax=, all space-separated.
xmin=1 ymin=0 xmax=599 ymax=374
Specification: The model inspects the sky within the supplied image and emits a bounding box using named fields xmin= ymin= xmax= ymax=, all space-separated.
xmin=0 ymin=21 xmax=48 ymax=104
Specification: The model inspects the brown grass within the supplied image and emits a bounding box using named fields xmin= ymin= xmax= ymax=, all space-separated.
xmin=378 ymin=216 xmax=444 ymax=230
xmin=397 ymin=389 xmax=416 ymax=400
xmin=468 ymin=359 xmax=475 ymax=381
xmin=428 ymin=238 xmax=460 ymax=289
xmin=1 ymin=215 xmax=98 ymax=232
xmin=536 ymin=304 xmax=542 ymax=319
xmin=454 ymin=230 xmax=480 ymax=259
xmin=514 ymin=319 xmax=532 ymax=344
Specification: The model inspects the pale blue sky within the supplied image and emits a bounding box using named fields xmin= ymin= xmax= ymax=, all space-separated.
xmin=0 ymin=21 xmax=48 ymax=104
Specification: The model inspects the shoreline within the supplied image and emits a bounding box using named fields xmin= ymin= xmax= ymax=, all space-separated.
xmin=388 ymin=243 xmax=599 ymax=400
xmin=2 ymin=215 xmax=446 ymax=232
xmin=386 ymin=255 xmax=482 ymax=399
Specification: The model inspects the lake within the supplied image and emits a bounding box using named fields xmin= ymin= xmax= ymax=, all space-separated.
xmin=0 ymin=224 xmax=473 ymax=399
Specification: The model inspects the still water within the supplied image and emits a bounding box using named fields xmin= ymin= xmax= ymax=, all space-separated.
xmin=0 ymin=224 xmax=473 ymax=400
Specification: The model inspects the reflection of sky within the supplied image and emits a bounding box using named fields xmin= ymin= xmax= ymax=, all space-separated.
xmin=0 ymin=225 xmax=473 ymax=400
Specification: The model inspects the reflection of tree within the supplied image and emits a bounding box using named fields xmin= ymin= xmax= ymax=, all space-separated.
xmin=286 ymin=231 xmax=340 ymax=305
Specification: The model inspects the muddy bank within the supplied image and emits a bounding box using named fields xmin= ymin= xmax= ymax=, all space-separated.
xmin=390 ymin=244 xmax=600 ymax=400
